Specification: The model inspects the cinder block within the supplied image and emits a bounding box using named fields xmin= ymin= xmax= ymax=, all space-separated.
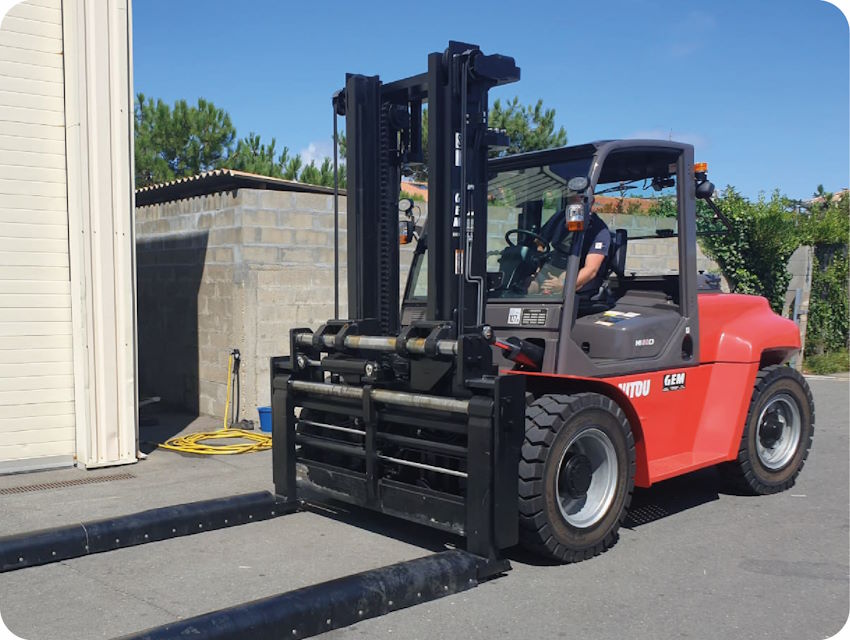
xmin=280 ymin=212 xmax=315 ymax=230
xmin=209 ymin=227 xmax=240 ymax=247
xmin=242 ymin=246 xmax=280 ymax=264
xmin=260 ymin=190 xmax=296 ymax=210
xmin=280 ymin=247 xmax=320 ymax=264
xmin=260 ymin=228 xmax=295 ymax=245
xmin=294 ymin=192 xmax=331 ymax=212
xmin=211 ymin=209 xmax=236 ymax=228
xmin=243 ymin=209 xmax=278 ymax=228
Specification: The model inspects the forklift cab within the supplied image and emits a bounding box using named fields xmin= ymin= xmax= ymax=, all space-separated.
xmin=402 ymin=139 xmax=702 ymax=378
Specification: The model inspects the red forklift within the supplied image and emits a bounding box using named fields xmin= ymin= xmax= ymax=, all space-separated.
xmin=272 ymin=41 xmax=814 ymax=567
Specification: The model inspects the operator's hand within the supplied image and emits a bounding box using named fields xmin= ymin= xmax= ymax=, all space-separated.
xmin=541 ymin=274 xmax=564 ymax=295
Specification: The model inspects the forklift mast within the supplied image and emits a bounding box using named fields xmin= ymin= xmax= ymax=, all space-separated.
xmin=340 ymin=41 xmax=520 ymax=336
xmin=270 ymin=43 xmax=525 ymax=569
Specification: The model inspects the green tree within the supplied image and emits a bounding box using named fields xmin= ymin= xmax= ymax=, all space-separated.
xmin=134 ymin=94 xmax=236 ymax=187
xmin=697 ymin=187 xmax=801 ymax=312
xmin=647 ymin=196 xmax=678 ymax=218
xmin=488 ymin=97 xmax=567 ymax=156
xmin=800 ymin=188 xmax=849 ymax=356
xmin=224 ymin=133 xmax=289 ymax=178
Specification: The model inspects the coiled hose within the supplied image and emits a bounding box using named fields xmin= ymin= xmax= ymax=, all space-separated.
xmin=159 ymin=352 xmax=272 ymax=455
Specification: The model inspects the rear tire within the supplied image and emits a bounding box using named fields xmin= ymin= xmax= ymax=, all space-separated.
xmin=720 ymin=365 xmax=814 ymax=495
xmin=519 ymin=393 xmax=635 ymax=562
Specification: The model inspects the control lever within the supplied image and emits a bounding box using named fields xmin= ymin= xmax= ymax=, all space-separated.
xmin=493 ymin=336 xmax=544 ymax=370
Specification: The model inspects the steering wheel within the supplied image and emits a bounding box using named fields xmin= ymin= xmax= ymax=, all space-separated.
xmin=505 ymin=228 xmax=551 ymax=252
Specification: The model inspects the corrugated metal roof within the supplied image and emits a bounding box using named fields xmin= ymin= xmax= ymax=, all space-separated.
xmin=135 ymin=169 xmax=345 ymax=206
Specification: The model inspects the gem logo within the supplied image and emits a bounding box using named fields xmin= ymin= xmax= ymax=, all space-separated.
xmin=634 ymin=338 xmax=655 ymax=347
xmin=618 ymin=379 xmax=651 ymax=398
xmin=663 ymin=372 xmax=686 ymax=391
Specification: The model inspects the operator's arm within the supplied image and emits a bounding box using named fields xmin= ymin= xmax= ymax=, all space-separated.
xmin=541 ymin=253 xmax=604 ymax=293
xmin=576 ymin=253 xmax=605 ymax=290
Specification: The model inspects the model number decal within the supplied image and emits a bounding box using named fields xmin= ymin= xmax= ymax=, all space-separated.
xmin=663 ymin=372 xmax=686 ymax=391
xmin=507 ymin=307 xmax=521 ymax=325
xmin=618 ymin=379 xmax=651 ymax=399
xmin=634 ymin=338 xmax=655 ymax=347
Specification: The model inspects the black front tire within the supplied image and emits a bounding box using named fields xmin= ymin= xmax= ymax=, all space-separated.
xmin=518 ymin=393 xmax=635 ymax=562
xmin=720 ymin=365 xmax=814 ymax=495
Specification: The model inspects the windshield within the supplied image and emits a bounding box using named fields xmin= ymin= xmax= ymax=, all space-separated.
xmin=486 ymin=157 xmax=592 ymax=299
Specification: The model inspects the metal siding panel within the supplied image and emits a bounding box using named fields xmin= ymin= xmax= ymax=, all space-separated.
xmin=0 ymin=361 xmax=74 ymax=377
xmin=0 ymin=0 xmax=73 ymax=466
xmin=0 ymin=120 xmax=65 ymax=141
xmin=0 ymin=45 xmax=63 ymax=68
xmin=0 ymin=252 xmax=68 ymax=267
xmin=0 ymin=413 xmax=75 ymax=432
xmin=0 ymin=400 xmax=74 ymax=418
xmin=0 ymin=236 xmax=68 ymax=251
xmin=0 ymin=293 xmax=70 ymax=307
xmin=0 ymin=149 xmax=66 ymax=168
xmin=0 ymin=425 xmax=75 ymax=445
xmin=0 ymin=222 xmax=68 ymax=238
xmin=0 ymin=27 xmax=63 ymax=54
xmin=5 ymin=1 xmax=62 ymax=24
xmin=0 ymin=438 xmax=74 ymax=461
xmin=0 ymin=348 xmax=73 ymax=363
xmin=0 ymin=176 xmax=66 ymax=196
xmin=0 ymin=307 xmax=71 ymax=321
xmin=0 ymin=280 xmax=69 ymax=294
xmin=0 ymin=194 xmax=66 ymax=210
xmin=0 ymin=266 xmax=69 ymax=280
xmin=0 ymin=388 xmax=75 ymax=406
xmin=0 ymin=17 xmax=62 ymax=41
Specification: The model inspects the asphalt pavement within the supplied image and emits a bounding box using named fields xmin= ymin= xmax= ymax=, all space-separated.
xmin=0 ymin=379 xmax=847 ymax=640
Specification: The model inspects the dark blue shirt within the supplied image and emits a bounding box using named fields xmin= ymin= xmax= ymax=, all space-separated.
xmin=577 ymin=213 xmax=610 ymax=294
xmin=539 ymin=211 xmax=610 ymax=295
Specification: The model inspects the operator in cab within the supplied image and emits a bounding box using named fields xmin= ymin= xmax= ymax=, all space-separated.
xmin=528 ymin=207 xmax=610 ymax=302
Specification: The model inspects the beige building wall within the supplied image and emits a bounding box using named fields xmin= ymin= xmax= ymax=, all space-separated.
xmin=0 ymin=0 xmax=75 ymax=469
xmin=0 ymin=0 xmax=136 ymax=472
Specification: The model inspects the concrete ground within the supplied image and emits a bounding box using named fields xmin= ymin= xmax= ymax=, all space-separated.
xmin=0 ymin=378 xmax=847 ymax=640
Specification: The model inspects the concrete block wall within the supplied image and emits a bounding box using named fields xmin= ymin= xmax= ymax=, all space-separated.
xmin=137 ymin=189 xmax=348 ymax=423
xmin=136 ymin=194 xmax=808 ymax=421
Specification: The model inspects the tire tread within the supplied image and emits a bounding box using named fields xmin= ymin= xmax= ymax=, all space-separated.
xmin=518 ymin=393 xmax=635 ymax=562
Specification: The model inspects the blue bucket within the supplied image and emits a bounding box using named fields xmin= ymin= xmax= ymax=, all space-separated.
xmin=258 ymin=406 xmax=272 ymax=433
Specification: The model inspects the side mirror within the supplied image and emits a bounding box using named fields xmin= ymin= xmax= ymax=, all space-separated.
xmin=696 ymin=180 xmax=715 ymax=199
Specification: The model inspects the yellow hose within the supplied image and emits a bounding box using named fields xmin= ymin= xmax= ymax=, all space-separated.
xmin=159 ymin=353 xmax=272 ymax=455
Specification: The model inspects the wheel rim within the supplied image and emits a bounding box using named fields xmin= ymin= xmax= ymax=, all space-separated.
xmin=555 ymin=428 xmax=618 ymax=529
xmin=755 ymin=393 xmax=802 ymax=470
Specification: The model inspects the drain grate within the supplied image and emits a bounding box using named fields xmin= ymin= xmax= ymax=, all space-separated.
xmin=0 ymin=472 xmax=136 ymax=495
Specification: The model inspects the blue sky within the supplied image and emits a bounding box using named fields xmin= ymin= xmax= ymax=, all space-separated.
xmin=132 ymin=0 xmax=849 ymax=200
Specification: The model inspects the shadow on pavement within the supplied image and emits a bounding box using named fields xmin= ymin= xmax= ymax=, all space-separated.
xmin=622 ymin=466 xmax=721 ymax=529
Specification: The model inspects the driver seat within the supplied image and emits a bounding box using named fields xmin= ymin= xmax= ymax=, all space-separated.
xmin=608 ymin=228 xmax=628 ymax=279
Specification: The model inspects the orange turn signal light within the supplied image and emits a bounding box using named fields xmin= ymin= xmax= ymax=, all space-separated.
xmin=694 ymin=162 xmax=708 ymax=173
xmin=567 ymin=220 xmax=584 ymax=232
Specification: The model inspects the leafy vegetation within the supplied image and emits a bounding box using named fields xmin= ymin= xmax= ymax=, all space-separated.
xmin=134 ymin=94 xmax=341 ymax=188
xmin=696 ymin=187 xmax=801 ymax=313
xmin=134 ymin=94 xmax=236 ymax=187
xmin=800 ymin=188 xmax=849 ymax=359
xmin=803 ymin=350 xmax=849 ymax=375
xmin=488 ymin=97 xmax=567 ymax=156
